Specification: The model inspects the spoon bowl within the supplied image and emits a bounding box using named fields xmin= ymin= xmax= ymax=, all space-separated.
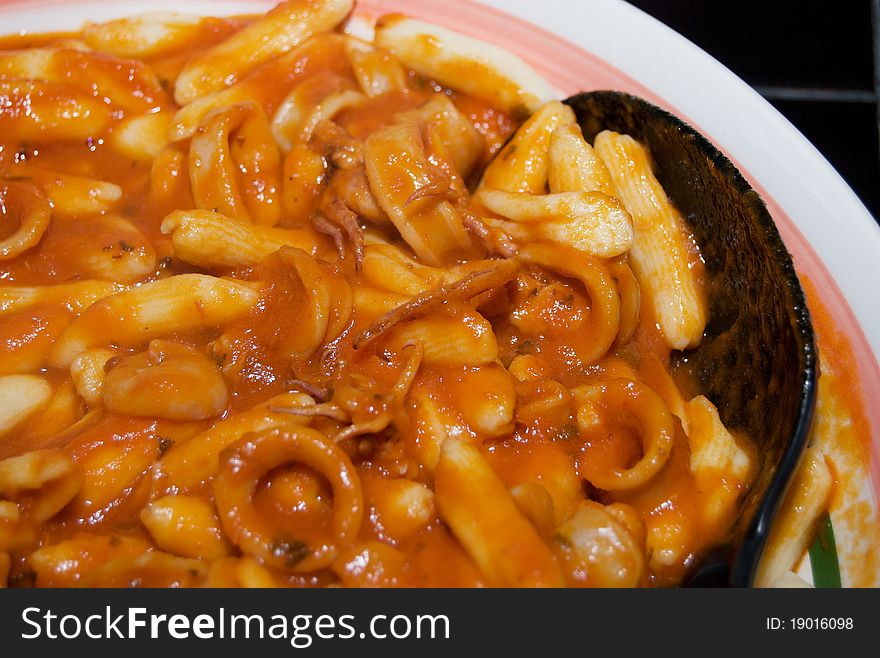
xmin=564 ymin=91 xmax=818 ymax=587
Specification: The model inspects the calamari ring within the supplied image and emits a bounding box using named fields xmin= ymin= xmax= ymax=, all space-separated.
xmin=574 ymin=378 xmax=675 ymax=491
xmin=274 ymin=246 xmax=333 ymax=357
xmin=517 ymin=241 xmax=620 ymax=366
xmin=213 ymin=426 xmax=363 ymax=573
xmin=189 ymin=102 xmax=281 ymax=226
xmin=608 ymin=256 xmax=640 ymax=348
xmin=0 ymin=181 xmax=51 ymax=261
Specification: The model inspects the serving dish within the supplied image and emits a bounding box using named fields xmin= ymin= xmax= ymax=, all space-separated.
xmin=471 ymin=0 xmax=880 ymax=587
xmin=0 ymin=0 xmax=876 ymax=586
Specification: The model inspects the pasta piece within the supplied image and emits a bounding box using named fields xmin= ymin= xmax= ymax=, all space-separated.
xmin=645 ymin=506 xmax=693 ymax=570
xmin=572 ymin=379 xmax=675 ymax=491
xmin=103 ymin=340 xmax=229 ymax=421
xmin=367 ymin=478 xmax=435 ymax=543
xmin=755 ymin=446 xmax=833 ymax=588
xmin=58 ymin=214 xmax=157 ymax=284
xmin=362 ymin=236 xmax=510 ymax=295
xmin=593 ymin=130 xmax=707 ymax=349
xmin=509 ymin=482 xmax=555 ymax=536
xmin=355 ymin=258 xmax=517 ymax=349
xmin=477 ymin=188 xmax=633 ymax=258
xmin=406 ymin=388 xmax=452 ymax=474
xmin=153 ymin=392 xmax=315 ymax=494
xmin=168 ymin=33 xmax=351 ymax=141
xmin=299 ymin=90 xmax=366 ymax=143
xmin=213 ymin=427 xmax=364 ymax=572
xmin=383 ymin=306 xmax=499 ymax=366
xmin=0 ymin=181 xmax=51 ymax=261
xmin=547 ymin=123 xmax=616 ymax=196
xmin=332 ymin=541 xmax=409 ymax=587
xmin=0 ymin=306 xmax=72 ymax=375
xmin=271 ymin=73 xmax=364 ymax=151
xmin=141 ymin=495 xmax=231 ymax=560
xmin=0 ymin=48 xmax=54 ymax=78
xmin=146 ymin=144 xmax=189 ymax=202
xmin=479 ymin=100 xmax=575 ymax=193
xmin=272 ymin=73 xmax=346 ymax=147
xmin=551 ymin=502 xmax=646 ymax=587
xmin=0 ymin=47 xmax=166 ymax=113
xmin=508 ymin=353 xmax=551 ymax=383
xmin=0 ymin=79 xmax=112 ymax=142
xmin=0 ymin=280 xmax=119 ymax=317
xmin=434 ymin=437 xmax=564 ymax=587
xmin=48 ymin=274 xmax=260 ymax=368
xmin=204 ymin=556 xmax=280 ymax=588
xmin=406 ymin=95 xmax=484 ymax=178
xmin=451 ymin=364 xmax=517 ymax=437
xmin=16 ymin=381 xmax=85 ymax=442
xmin=347 ymin=45 xmax=408 ymax=98
xmin=110 ymin=111 xmax=173 ymax=161
xmin=174 ymin=0 xmax=354 ymax=104
xmin=0 ymin=375 xmax=52 ymax=437
xmin=189 ymin=103 xmax=282 ymax=226
xmin=70 ymin=348 xmax=116 ymax=407
xmin=161 ymin=210 xmax=319 ymax=268
xmin=27 ymin=534 xmax=151 ymax=587
xmin=82 ymin=552 xmax=207 ymax=587
xmin=488 ymin=439 xmax=582 ymax=527
xmin=361 ymin=241 xmax=445 ymax=296
xmin=65 ymin=424 xmax=159 ymax=521
xmin=7 ymin=167 xmax=121 ymax=219
xmin=685 ymin=395 xmax=753 ymax=525
xmin=352 ymin=286 xmax=409 ymax=322
xmin=374 ymin=15 xmax=554 ymax=117
xmin=0 ymin=449 xmax=82 ymax=541
xmin=364 ymin=118 xmax=477 ymax=265
xmin=84 ymin=12 xmax=205 ymax=58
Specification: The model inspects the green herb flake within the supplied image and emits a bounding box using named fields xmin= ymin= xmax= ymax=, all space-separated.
xmin=271 ymin=540 xmax=310 ymax=568
xmin=556 ymin=423 xmax=579 ymax=441
xmin=157 ymin=437 xmax=174 ymax=455
xmin=515 ymin=339 xmax=534 ymax=355
xmin=808 ymin=512 xmax=842 ymax=588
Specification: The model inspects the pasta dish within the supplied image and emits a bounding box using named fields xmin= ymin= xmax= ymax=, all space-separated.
xmin=0 ymin=0 xmax=760 ymax=587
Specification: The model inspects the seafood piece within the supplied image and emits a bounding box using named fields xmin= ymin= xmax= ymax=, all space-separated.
xmin=375 ymin=14 xmax=554 ymax=117
xmin=174 ymin=0 xmax=354 ymax=104
xmin=364 ymin=118 xmax=477 ymax=265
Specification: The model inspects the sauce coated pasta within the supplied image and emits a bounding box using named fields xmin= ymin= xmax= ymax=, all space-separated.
xmin=0 ymin=0 xmax=755 ymax=588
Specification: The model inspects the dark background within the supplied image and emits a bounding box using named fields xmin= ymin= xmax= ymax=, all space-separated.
xmin=626 ymin=0 xmax=879 ymax=222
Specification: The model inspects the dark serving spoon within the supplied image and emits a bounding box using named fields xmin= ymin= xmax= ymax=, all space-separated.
xmin=563 ymin=91 xmax=818 ymax=587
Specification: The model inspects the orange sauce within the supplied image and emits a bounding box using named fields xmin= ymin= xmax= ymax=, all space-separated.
xmin=0 ymin=12 xmax=752 ymax=588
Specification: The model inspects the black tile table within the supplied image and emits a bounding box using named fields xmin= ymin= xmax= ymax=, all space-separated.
xmin=627 ymin=0 xmax=880 ymax=222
